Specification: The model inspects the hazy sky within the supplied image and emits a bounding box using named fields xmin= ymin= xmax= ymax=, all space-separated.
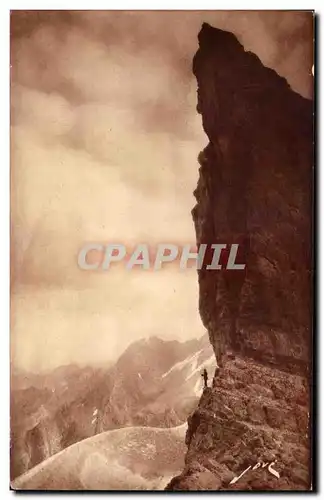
xmin=10 ymin=11 xmax=313 ymax=372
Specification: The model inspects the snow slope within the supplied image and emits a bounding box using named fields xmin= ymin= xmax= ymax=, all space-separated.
xmin=12 ymin=424 xmax=187 ymax=491
xmin=11 ymin=334 xmax=215 ymax=480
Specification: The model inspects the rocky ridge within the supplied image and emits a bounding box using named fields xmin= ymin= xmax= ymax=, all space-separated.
xmin=166 ymin=23 xmax=313 ymax=491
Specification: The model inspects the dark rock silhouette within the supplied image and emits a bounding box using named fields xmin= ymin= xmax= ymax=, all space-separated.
xmin=166 ymin=22 xmax=313 ymax=491
xmin=201 ymin=368 xmax=208 ymax=388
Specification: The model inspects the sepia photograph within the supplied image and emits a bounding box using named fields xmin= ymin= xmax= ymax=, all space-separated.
xmin=10 ymin=9 xmax=314 ymax=491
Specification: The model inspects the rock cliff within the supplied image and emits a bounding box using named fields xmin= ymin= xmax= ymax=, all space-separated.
xmin=166 ymin=23 xmax=313 ymax=491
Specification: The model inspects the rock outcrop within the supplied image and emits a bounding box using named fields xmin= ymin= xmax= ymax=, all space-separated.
xmin=166 ymin=23 xmax=313 ymax=491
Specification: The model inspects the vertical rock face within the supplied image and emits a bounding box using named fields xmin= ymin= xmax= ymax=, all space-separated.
xmin=166 ymin=23 xmax=313 ymax=491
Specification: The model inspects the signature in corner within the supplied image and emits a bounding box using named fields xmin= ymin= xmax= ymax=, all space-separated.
xmin=229 ymin=460 xmax=280 ymax=486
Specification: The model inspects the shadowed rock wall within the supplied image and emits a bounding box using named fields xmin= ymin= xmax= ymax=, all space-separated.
xmin=166 ymin=22 xmax=313 ymax=491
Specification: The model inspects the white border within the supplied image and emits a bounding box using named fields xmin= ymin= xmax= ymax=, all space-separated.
xmin=2 ymin=2 xmax=321 ymax=499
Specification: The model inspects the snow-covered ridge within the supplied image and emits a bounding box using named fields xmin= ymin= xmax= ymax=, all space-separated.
xmin=162 ymin=349 xmax=204 ymax=379
xmin=12 ymin=424 xmax=187 ymax=491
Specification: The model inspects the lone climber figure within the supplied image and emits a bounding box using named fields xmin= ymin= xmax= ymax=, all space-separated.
xmin=201 ymin=368 xmax=208 ymax=388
